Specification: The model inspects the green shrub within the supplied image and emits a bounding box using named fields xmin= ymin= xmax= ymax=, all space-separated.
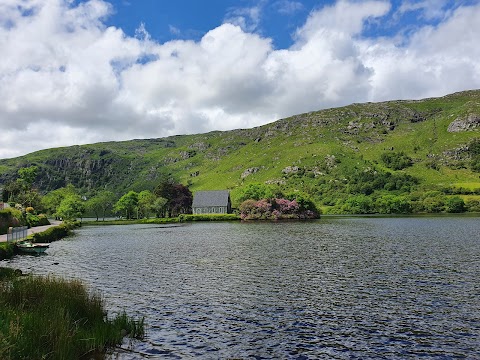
xmin=26 ymin=213 xmax=50 ymax=228
xmin=375 ymin=195 xmax=412 ymax=214
xmin=29 ymin=224 xmax=72 ymax=243
xmin=341 ymin=195 xmax=374 ymax=214
xmin=422 ymin=195 xmax=446 ymax=213
xmin=445 ymin=196 xmax=466 ymax=213
xmin=0 ymin=243 xmax=16 ymax=261
xmin=469 ymin=138 xmax=480 ymax=155
xmin=466 ymin=199 xmax=480 ymax=212
xmin=381 ymin=151 xmax=413 ymax=170
xmin=471 ymin=156 xmax=480 ymax=172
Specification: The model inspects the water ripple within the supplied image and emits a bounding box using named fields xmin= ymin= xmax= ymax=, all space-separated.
xmin=2 ymin=217 xmax=480 ymax=359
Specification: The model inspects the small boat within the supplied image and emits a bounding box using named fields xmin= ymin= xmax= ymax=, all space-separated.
xmin=16 ymin=240 xmax=49 ymax=255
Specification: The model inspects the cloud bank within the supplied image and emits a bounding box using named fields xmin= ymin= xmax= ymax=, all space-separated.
xmin=1 ymin=0 xmax=480 ymax=158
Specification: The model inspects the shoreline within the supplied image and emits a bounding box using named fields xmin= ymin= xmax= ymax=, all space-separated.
xmin=0 ymin=221 xmax=72 ymax=261
xmin=0 ymin=220 xmax=62 ymax=243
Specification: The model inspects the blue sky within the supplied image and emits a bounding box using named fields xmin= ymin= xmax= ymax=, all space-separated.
xmin=1 ymin=0 xmax=480 ymax=158
xmin=105 ymin=0 xmax=321 ymax=48
xmin=103 ymin=0 xmax=471 ymax=47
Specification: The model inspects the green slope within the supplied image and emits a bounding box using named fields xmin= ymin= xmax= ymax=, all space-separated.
xmin=1 ymin=90 xmax=479 ymax=208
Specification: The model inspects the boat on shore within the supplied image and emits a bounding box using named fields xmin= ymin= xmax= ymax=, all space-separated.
xmin=16 ymin=241 xmax=49 ymax=255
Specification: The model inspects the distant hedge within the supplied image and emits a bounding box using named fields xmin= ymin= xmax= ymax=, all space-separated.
xmin=29 ymin=223 xmax=77 ymax=243
xmin=179 ymin=214 xmax=240 ymax=222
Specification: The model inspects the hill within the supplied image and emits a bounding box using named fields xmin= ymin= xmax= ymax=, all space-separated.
xmin=1 ymin=90 xmax=479 ymax=211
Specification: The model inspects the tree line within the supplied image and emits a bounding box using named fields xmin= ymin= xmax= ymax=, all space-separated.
xmin=1 ymin=166 xmax=193 ymax=221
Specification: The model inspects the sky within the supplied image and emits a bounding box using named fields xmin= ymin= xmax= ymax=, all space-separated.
xmin=1 ymin=0 xmax=480 ymax=159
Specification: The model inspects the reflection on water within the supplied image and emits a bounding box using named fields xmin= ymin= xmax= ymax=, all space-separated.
xmin=3 ymin=217 xmax=480 ymax=359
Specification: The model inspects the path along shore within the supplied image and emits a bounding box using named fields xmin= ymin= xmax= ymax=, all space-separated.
xmin=0 ymin=220 xmax=62 ymax=243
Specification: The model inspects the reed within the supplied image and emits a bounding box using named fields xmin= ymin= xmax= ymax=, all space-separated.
xmin=0 ymin=270 xmax=144 ymax=360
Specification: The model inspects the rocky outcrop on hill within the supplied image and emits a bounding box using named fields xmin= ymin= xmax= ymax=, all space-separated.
xmin=448 ymin=114 xmax=480 ymax=132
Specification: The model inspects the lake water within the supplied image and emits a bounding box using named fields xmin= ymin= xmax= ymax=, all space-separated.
xmin=2 ymin=217 xmax=480 ymax=359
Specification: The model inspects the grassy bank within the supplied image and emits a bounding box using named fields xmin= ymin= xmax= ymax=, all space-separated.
xmin=0 ymin=268 xmax=144 ymax=360
xmin=83 ymin=213 xmax=240 ymax=226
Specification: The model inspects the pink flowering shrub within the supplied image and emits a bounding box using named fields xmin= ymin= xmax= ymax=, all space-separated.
xmin=239 ymin=199 xmax=257 ymax=220
xmin=275 ymin=198 xmax=299 ymax=214
xmin=240 ymin=198 xmax=319 ymax=220
xmin=255 ymin=199 xmax=272 ymax=212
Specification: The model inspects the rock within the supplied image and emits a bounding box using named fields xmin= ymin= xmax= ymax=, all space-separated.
xmin=325 ymin=155 xmax=337 ymax=169
xmin=442 ymin=146 xmax=469 ymax=161
xmin=282 ymin=166 xmax=299 ymax=174
xmin=188 ymin=142 xmax=210 ymax=151
xmin=179 ymin=150 xmax=196 ymax=160
xmin=241 ymin=167 xmax=259 ymax=179
xmin=447 ymin=114 xmax=480 ymax=132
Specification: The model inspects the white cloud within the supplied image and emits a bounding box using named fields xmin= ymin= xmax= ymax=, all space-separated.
xmin=398 ymin=0 xmax=451 ymax=20
xmin=275 ymin=1 xmax=304 ymax=15
xmin=296 ymin=0 xmax=391 ymax=38
xmin=363 ymin=3 xmax=480 ymax=100
xmin=168 ymin=24 xmax=181 ymax=36
xmin=1 ymin=0 xmax=480 ymax=159
xmin=224 ymin=3 xmax=264 ymax=32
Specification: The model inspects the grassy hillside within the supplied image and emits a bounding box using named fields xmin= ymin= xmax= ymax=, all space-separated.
xmin=1 ymin=90 xmax=479 ymax=210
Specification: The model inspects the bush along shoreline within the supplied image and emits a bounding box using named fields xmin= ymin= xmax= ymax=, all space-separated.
xmin=27 ymin=221 xmax=79 ymax=244
xmin=0 ymin=242 xmax=15 ymax=261
xmin=0 ymin=221 xmax=80 ymax=261
xmin=82 ymin=213 xmax=240 ymax=226
xmin=0 ymin=267 xmax=144 ymax=360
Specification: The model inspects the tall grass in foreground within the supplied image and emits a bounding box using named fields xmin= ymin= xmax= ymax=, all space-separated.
xmin=0 ymin=269 xmax=144 ymax=360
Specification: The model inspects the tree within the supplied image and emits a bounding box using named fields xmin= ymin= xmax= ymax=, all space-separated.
xmin=154 ymin=178 xmax=176 ymax=200
xmin=154 ymin=180 xmax=192 ymax=217
xmin=422 ymin=194 xmax=445 ymax=213
xmin=86 ymin=191 xmax=116 ymax=221
xmin=138 ymin=190 xmax=156 ymax=218
xmin=152 ymin=197 xmax=168 ymax=218
xmin=375 ymin=195 xmax=411 ymax=214
xmin=114 ymin=191 xmax=138 ymax=219
xmin=285 ymin=192 xmax=318 ymax=213
xmin=236 ymin=183 xmax=277 ymax=203
xmin=41 ymin=185 xmax=78 ymax=215
xmin=169 ymin=184 xmax=193 ymax=216
xmin=445 ymin=196 xmax=466 ymax=213
xmin=2 ymin=180 xmax=22 ymax=203
xmin=56 ymin=195 xmax=85 ymax=221
xmin=14 ymin=166 xmax=42 ymax=208
xmin=2 ymin=166 xmax=39 ymax=205
xmin=341 ymin=195 xmax=374 ymax=214
xmin=17 ymin=166 xmax=38 ymax=190
xmin=17 ymin=190 xmax=43 ymax=209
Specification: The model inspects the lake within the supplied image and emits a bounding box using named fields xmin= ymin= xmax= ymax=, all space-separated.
xmin=2 ymin=217 xmax=480 ymax=359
